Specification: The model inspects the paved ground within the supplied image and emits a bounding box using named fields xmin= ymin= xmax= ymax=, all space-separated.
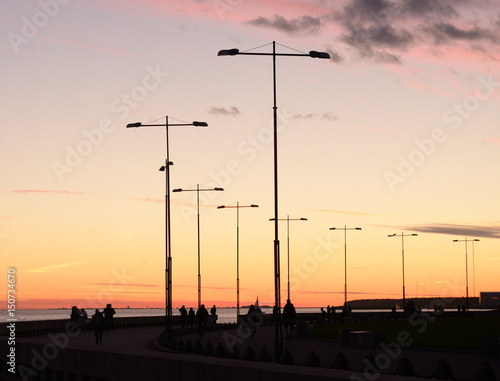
xmin=181 ymin=324 xmax=500 ymax=380
xmin=12 ymin=323 xmax=500 ymax=380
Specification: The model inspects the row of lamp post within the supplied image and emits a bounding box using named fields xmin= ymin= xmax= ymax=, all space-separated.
xmin=125 ymin=116 xmax=481 ymax=350
xmin=125 ymin=41 xmax=478 ymax=361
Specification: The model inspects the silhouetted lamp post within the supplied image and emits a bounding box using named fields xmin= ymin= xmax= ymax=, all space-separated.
xmin=218 ymin=41 xmax=330 ymax=362
xmin=217 ymin=203 xmax=259 ymax=319
xmin=173 ymin=185 xmax=224 ymax=308
xmin=388 ymin=232 xmax=418 ymax=311
xmin=269 ymin=216 xmax=308 ymax=301
xmin=453 ymin=238 xmax=479 ymax=311
xmin=126 ymin=117 xmax=207 ymax=344
xmin=330 ymin=226 xmax=362 ymax=306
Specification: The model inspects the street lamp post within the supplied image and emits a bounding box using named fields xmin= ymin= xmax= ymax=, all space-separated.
xmin=453 ymin=238 xmax=479 ymax=311
xmin=217 ymin=202 xmax=259 ymax=319
xmin=218 ymin=41 xmax=329 ymax=362
xmin=173 ymin=185 xmax=224 ymax=308
xmin=330 ymin=226 xmax=362 ymax=306
xmin=126 ymin=117 xmax=207 ymax=344
xmin=388 ymin=232 xmax=418 ymax=312
xmin=269 ymin=216 xmax=308 ymax=301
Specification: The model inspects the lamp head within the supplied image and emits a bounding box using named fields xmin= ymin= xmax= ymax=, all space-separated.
xmin=412 ymin=234 xmax=418 ymax=236
xmin=218 ymin=48 xmax=240 ymax=56
xmin=300 ymin=218 xmax=308 ymax=221
xmin=250 ymin=204 xmax=259 ymax=208
xmin=214 ymin=187 xmax=224 ymax=191
xmin=356 ymin=227 xmax=362 ymax=230
xmin=159 ymin=166 xmax=165 ymax=171
xmin=217 ymin=205 xmax=225 ymax=209
xmin=330 ymin=227 xmax=336 ymax=230
xmin=193 ymin=121 xmax=208 ymax=127
xmin=172 ymin=188 xmax=182 ymax=192
xmin=126 ymin=122 xmax=142 ymax=128
xmin=309 ymin=51 xmax=330 ymax=59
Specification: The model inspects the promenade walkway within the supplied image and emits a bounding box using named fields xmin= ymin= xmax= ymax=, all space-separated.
xmin=2 ymin=321 xmax=498 ymax=380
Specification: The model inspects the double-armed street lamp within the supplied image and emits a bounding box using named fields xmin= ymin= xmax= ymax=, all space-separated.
xmin=453 ymin=238 xmax=479 ymax=311
xmin=330 ymin=226 xmax=362 ymax=306
xmin=126 ymin=117 xmax=208 ymax=344
xmin=217 ymin=203 xmax=259 ymax=319
xmin=269 ymin=216 xmax=308 ymax=301
xmin=173 ymin=185 xmax=224 ymax=308
xmin=388 ymin=232 xmax=418 ymax=312
xmin=218 ymin=41 xmax=330 ymax=362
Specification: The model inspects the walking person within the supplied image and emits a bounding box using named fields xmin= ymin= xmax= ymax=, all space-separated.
xmin=92 ymin=309 xmax=104 ymax=344
xmin=283 ymin=299 xmax=296 ymax=339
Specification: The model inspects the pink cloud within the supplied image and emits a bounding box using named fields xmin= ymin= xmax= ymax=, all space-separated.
xmin=311 ymin=209 xmax=380 ymax=217
xmin=12 ymin=189 xmax=93 ymax=195
xmin=484 ymin=138 xmax=500 ymax=145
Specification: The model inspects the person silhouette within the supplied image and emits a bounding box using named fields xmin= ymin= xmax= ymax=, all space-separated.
xmin=210 ymin=304 xmax=217 ymax=325
xmin=103 ymin=304 xmax=116 ymax=330
xmin=188 ymin=307 xmax=195 ymax=329
xmin=196 ymin=304 xmax=209 ymax=338
xmin=283 ymin=299 xmax=296 ymax=339
xmin=70 ymin=306 xmax=80 ymax=325
xmin=91 ymin=309 xmax=104 ymax=344
xmin=80 ymin=308 xmax=88 ymax=319
xmin=179 ymin=305 xmax=187 ymax=329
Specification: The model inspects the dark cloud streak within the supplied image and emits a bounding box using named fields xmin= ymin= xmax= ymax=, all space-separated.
xmin=406 ymin=223 xmax=500 ymax=239
xmin=246 ymin=15 xmax=321 ymax=35
xmin=209 ymin=106 xmax=241 ymax=117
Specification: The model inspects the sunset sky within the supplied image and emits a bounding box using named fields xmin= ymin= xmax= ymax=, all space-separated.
xmin=1 ymin=0 xmax=499 ymax=310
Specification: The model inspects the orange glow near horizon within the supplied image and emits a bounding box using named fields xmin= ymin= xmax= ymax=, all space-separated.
xmin=1 ymin=1 xmax=499 ymax=312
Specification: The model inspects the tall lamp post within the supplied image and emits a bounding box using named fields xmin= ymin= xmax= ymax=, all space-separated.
xmin=269 ymin=216 xmax=308 ymax=301
xmin=218 ymin=41 xmax=330 ymax=362
xmin=388 ymin=232 xmax=418 ymax=311
xmin=453 ymin=238 xmax=479 ymax=311
xmin=217 ymin=202 xmax=259 ymax=319
xmin=126 ymin=117 xmax=207 ymax=344
xmin=330 ymin=226 xmax=362 ymax=306
xmin=173 ymin=185 xmax=224 ymax=308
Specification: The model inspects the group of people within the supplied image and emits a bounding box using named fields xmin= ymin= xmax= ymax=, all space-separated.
xmin=69 ymin=304 xmax=116 ymax=344
xmin=179 ymin=304 xmax=218 ymax=338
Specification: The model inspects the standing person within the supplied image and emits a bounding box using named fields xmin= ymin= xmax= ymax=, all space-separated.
xmin=80 ymin=308 xmax=88 ymax=319
xmin=283 ymin=299 xmax=296 ymax=339
xmin=179 ymin=305 xmax=187 ymax=329
xmin=103 ymin=304 xmax=116 ymax=330
xmin=91 ymin=309 xmax=104 ymax=344
xmin=210 ymin=304 xmax=217 ymax=326
xmin=248 ymin=304 xmax=257 ymax=337
xmin=70 ymin=306 xmax=80 ymax=325
xmin=188 ymin=307 xmax=195 ymax=329
xmin=196 ymin=304 xmax=209 ymax=339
